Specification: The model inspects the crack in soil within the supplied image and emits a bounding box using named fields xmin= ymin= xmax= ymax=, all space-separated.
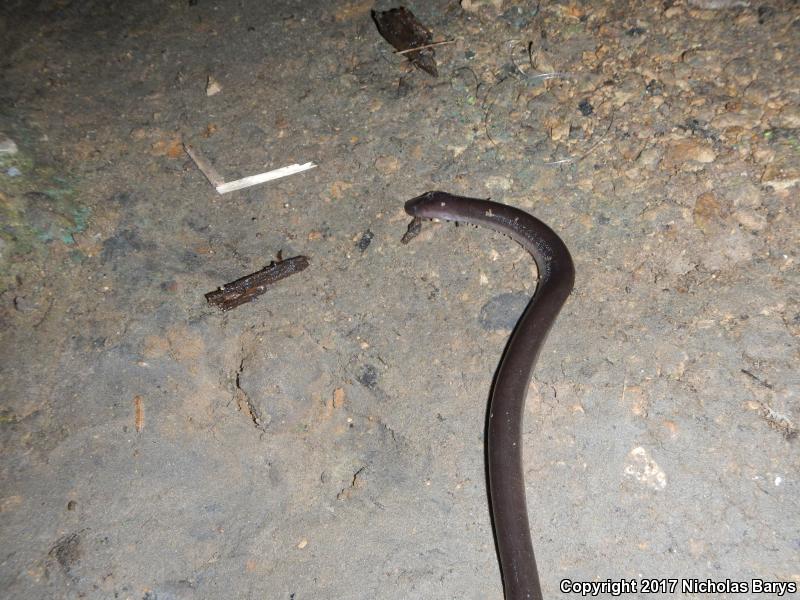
xmin=234 ymin=352 xmax=265 ymax=431
xmin=337 ymin=466 xmax=366 ymax=501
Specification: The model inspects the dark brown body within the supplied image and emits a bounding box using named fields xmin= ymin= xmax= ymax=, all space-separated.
xmin=405 ymin=191 xmax=575 ymax=599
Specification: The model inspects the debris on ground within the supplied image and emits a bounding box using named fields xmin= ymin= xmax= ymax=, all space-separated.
xmin=184 ymin=142 xmax=317 ymax=194
xmin=0 ymin=135 xmax=18 ymax=156
xmin=206 ymin=75 xmax=222 ymax=96
xmin=205 ymin=255 xmax=309 ymax=311
xmin=372 ymin=7 xmax=440 ymax=76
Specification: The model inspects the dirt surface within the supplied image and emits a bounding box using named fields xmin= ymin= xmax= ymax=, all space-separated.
xmin=1 ymin=1 xmax=798 ymax=599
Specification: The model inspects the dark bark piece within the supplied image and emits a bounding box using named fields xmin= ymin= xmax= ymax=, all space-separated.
xmin=400 ymin=216 xmax=422 ymax=244
xmin=205 ymin=256 xmax=309 ymax=311
xmin=372 ymin=7 xmax=438 ymax=77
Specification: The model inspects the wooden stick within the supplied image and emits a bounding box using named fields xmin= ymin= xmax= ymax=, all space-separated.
xmin=215 ymin=162 xmax=316 ymax=194
xmin=185 ymin=142 xmax=316 ymax=194
xmin=184 ymin=143 xmax=225 ymax=187
xmin=394 ymin=39 xmax=455 ymax=55
xmin=205 ymin=256 xmax=309 ymax=311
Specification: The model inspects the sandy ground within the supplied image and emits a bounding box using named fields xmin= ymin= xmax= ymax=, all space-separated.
xmin=1 ymin=1 xmax=798 ymax=599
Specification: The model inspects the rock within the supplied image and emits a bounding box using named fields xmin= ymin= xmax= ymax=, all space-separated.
xmin=762 ymin=163 xmax=800 ymax=190
xmin=611 ymin=77 xmax=641 ymax=108
xmin=12 ymin=294 xmax=37 ymax=313
xmin=722 ymin=56 xmax=756 ymax=86
xmin=752 ymin=146 xmax=775 ymax=165
xmin=667 ymin=139 xmax=717 ymax=166
xmin=461 ymin=0 xmax=503 ymax=12
xmin=711 ymin=112 xmax=758 ymax=130
xmin=693 ymin=192 xmax=725 ymax=233
xmin=701 ymin=228 xmax=754 ymax=269
xmin=129 ymin=127 xmax=147 ymax=140
xmin=775 ymin=107 xmax=800 ymax=129
xmin=206 ymin=75 xmax=222 ymax=96
xmin=727 ymin=180 xmax=763 ymax=209
xmin=739 ymin=315 xmax=795 ymax=363
xmin=743 ymin=83 xmax=777 ymax=105
xmin=623 ymin=446 xmax=667 ymax=491
xmin=549 ymin=121 xmax=570 ymax=143
xmin=637 ymin=147 xmax=662 ymax=168
xmin=0 ymin=134 xmax=18 ymax=155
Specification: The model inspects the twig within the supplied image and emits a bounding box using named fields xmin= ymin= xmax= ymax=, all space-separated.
xmin=527 ymin=71 xmax=574 ymax=82
xmin=206 ymin=256 xmax=310 ymax=311
xmin=394 ymin=39 xmax=455 ymax=55
xmin=184 ymin=143 xmax=225 ymax=187
xmin=741 ymin=369 xmax=773 ymax=389
xmin=216 ymin=163 xmax=316 ymax=194
xmin=184 ymin=143 xmax=316 ymax=194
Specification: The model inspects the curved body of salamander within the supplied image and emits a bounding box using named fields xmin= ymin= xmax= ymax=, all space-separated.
xmin=404 ymin=191 xmax=575 ymax=600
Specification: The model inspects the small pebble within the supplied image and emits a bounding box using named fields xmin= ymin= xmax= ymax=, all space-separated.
xmin=0 ymin=136 xmax=18 ymax=155
xmin=645 ymin=79 xmax=664 ymax=96
xmin=461 ymin=0 xmax=503 ymax=12
xmin=357 ymin=230 xmax=374 ymax=251
xmin=757 ymin=5 xmax=775 ymax=23
xmin=668 ymin=140 xmax=716 ymax=165
xmin=206 ymin=75 xmax=222 ymax=96
xmin=693 ymin=192 xmax=724 ymax=233
xmin=762 ymin=163 xmax=800 ymax=190
xmin=624 ymin=446 xmax=667 ymax=491
xmin=357 ymin=365 xmax=378 ymax=389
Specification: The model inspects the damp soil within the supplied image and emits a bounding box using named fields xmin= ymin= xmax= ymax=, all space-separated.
xmin=0 ymin=1 xmax=798 ymax=599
